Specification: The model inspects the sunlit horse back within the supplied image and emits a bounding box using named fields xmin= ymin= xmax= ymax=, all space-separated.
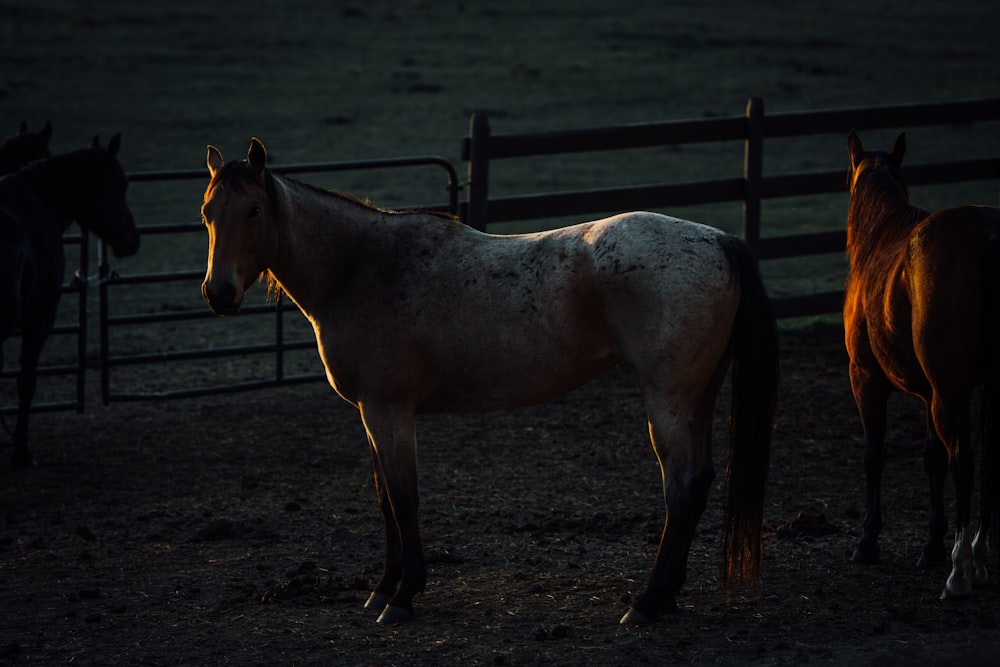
xmin=844 ymin=130 xmax=1000 ymax=600
xmin=0 ymin=134 xmax=139 ymax=466
xmin=201 ymin=138 xmax=779 ymax=625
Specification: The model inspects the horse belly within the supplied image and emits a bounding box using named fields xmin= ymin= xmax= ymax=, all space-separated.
xmin=421 ymin=306 xmax=620 ymax=412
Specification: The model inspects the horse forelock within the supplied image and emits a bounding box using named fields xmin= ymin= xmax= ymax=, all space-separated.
xmin=205 ymin=160 xmax=280 ymax=216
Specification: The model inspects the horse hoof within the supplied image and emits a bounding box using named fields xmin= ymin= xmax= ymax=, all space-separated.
xmin=940 ymin=586 xmax=972 ymax=601
xmin=376 ymin=605 xmax=413 ymax=624
xmin=619 ymin=607 xmax=653 ymax=626
xmin=10 ymin=449 xmax=36 ymax=468
xmin=364 ymin=591 xmax=390 ymax=611
xmin=850 ymin=543 xmax=879 ymax=564
xmin=916 ymin=549 xmax=946 ymax=569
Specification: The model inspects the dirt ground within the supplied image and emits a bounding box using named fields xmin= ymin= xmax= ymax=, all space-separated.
xmin=3 ymin=0 xmax=1000 ymax=664
xmin=3 ymin=320 xmax=1000 ymax=666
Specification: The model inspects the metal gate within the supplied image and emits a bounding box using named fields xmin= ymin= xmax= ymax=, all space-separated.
xmin=99 ymin=156 xmax=459 ymax=404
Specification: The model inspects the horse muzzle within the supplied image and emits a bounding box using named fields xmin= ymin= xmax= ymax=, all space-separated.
xmin=202 ymin=279 xmax=243 ymax=316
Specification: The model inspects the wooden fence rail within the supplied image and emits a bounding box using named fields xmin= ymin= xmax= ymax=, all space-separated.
xmin=6 ymin=97 xmax=999 ymax=417
xmin=461 ymin=97 xmax=1000 ymax=317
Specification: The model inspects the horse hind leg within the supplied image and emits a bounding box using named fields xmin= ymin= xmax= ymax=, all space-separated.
xmin=620 ymin=379 xmax=718 ymax=625
xmin=971 ymin=523 xmax=990 ymax=588
xmin=932 ymin=394 xmax=977 ymax=600
xmin=849 ymin=370 xmax=892 ymax=564
xmin=917 ymin=420 xmax=949 ymax=568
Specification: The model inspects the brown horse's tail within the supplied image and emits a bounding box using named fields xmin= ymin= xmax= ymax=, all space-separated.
xmin=717 ymin=235 xmax=780 ymax=591
xmin=983 ymin=228 xmax=1000 ymax=568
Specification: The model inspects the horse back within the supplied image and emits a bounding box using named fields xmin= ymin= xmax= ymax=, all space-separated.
xmin=907 ymin=206 xmax=1000 ymax=390
xmin=321 ymin=211 xmax=738 ymax=412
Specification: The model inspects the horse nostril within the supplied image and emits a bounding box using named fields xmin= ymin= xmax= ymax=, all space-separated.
xmin=202 ymin=280 xmax=239 ymax=315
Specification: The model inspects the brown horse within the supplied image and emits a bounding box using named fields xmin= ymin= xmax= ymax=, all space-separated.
xmin=200 ymin=138 xmax=779 ymax=625
xmin=844 ymin=130 xmax=1000 ymax=599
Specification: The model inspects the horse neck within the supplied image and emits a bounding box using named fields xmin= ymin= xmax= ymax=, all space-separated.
xmin=846 ymin=174 xmax=928 ymax=269
xmin=268 ymin=176 xmax=380 ymax=313
xmin=25 ymin=151 xmax=94 ymax=232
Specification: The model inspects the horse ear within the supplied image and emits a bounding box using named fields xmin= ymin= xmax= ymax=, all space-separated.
xmin=39 ymin=120 xmax=52 ymax=145
xmin=247 ymin=137 xmax=267 ymax=177
xmin=206 ymin=145 xmax=225 ymax=177
xmin=891 ymin=132 xmax=906 ymax=166
xmin=107 ymin=133 xmax=121 ymax=158
xmin=847 ymin=129 xmax=863 ymax=166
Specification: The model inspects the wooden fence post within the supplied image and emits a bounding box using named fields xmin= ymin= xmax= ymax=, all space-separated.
xmin=465 ymin=112 xmax=491 ymax=232
xmin=743 ymin=97 xmax=764 ymax=256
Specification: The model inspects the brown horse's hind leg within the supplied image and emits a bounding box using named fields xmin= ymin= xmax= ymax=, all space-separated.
xmin=917 ymin=417 xmax=949 ymax=568
xmin=849 ymin=362 xmax=892 ymax=564
xmin=933 ymin=395 xmax=977 ymax=599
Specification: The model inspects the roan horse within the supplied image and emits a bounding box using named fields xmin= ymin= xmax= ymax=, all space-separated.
xmin=200 ymin=138 xmax=779 ymax=625
xmin=0 ymin=134 xmax=140 ymax=466
xmin=844 ymin=130 xmax=1000 ymax=600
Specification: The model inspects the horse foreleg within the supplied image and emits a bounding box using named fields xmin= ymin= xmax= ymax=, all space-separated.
xmin=359 ymin=404 xmax=425 ymax=624
xmin=918 ymin=423 xmax=949 ymax=567
xmin=364 ymin=440 xmax=404 ymax=614
xmin=12 ymin=325 xmax=49 ymax=467
xmin=621 ymin=407 xmax=714 ymax=625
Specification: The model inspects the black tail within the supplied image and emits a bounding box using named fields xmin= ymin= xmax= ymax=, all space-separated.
xmin=983 ymin=230 xmax=1000 ymax=569
xmin=717 ymin=235 xmax=780 ymax=591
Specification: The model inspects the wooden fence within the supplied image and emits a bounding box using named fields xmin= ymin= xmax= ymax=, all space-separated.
xmin=4 ymin=97 xmax=999 ymax=416
xmin=460 ymin=97 xmax=1000 ymax=317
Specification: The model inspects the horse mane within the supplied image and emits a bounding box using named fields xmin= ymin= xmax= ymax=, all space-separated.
xmin=283 ymin=172 xmax=458 ymax=221
xmin=3 ymin=148 xmax=102 ymax=221
xmin=211 ymin=160 xmax=456 ymax=221
xmin=847 ymin=164 xmax=929 ymax=270
xmin=209 ymin=161 xmax=457 ymax=301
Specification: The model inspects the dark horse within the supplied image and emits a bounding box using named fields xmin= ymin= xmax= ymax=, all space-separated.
xmin=0 ymin=121 xmax=52 ymax=176
xmin=0 ymin=135 xmax=140 ymax=466
xmin=844 ymin=130 xmax=1000 ymax=599
xmin=201 ymin=138 xmax=779 ymax=624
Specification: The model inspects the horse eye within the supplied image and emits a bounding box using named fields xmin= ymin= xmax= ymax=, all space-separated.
xmin=249 ymin=205 xmax=261 ymax=219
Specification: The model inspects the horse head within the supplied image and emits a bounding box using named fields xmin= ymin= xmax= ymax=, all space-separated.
xmin=0 ymin=120 xmax=52 ymax=176
xmin=78 ymin=134 xmax=140 ymax=258
xmin=846 ymin=129 xmax=907 ymax=196
xmin=201 ymin=137 xmax=279 ymax=315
